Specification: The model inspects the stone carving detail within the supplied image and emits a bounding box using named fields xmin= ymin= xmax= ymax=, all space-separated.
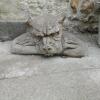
xmin=67 ymin=0 xmax=98 ymax=33
xmin=11 ymin=13 xmax=86 ymax=57
xmin=69 ymin=0 xmax=95 ymax=20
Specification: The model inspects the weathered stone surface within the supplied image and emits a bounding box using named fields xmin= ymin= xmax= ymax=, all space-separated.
xmin=67 ymin=0 xmax=98 ymax=33
xmin=0 ymin=0 xmax=99 ymax=41
xmin=11 ymin=14 xmax=86 ymax=57
xmin=0 ymin=36 xmax=99 ymax=100
xmin=0 ymin=1 xmax=100 ymax=100
xmin=0 ymin=0 xmax=67 ymax=20
xmin=0 ymin=0 xmax=68 ymax=41
xmin=0 ymin=0 xmax=26 ymax=20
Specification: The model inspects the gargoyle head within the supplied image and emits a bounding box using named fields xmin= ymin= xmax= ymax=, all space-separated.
xmin=27 ymin=13 xmax=65 ymax=56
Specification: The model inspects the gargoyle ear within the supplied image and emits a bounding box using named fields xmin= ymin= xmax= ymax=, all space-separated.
xmin=26 ymin=17 xmax=33 ymax=27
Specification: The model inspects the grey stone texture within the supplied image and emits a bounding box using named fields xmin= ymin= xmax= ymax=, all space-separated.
xmin=0 ymin=0 xmax=68 ymax=40
xmin=0 ymin=0 xmax=67 ymax=20
xmin=0 ymin=0 xmax=99 ymax=99
xmin=0 ymin=0 xmax=99 ymax=41
xmin=0 ymin=34 xmax=99 ymax=100
xmin=10 ymin=14 xmax=86 ymax=57
xmin=0 ymin=0 xmax=26 ymax=20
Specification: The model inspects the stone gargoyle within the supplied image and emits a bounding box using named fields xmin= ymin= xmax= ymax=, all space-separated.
xmin=10 ymin=13 xmax=86 ymax=57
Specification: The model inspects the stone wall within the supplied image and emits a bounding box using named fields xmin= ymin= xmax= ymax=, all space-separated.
xmin=0 ymin=0 xmax=68 ymax=20
xmin=0 ymin=0 xmax=98 ymax=41
xmin=0 ymin=0 xmax=25 ymax=20
xmin=0 ymin=0 xmax=68 ymax=41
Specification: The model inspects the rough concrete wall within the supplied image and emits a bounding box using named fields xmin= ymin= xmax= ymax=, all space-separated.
xmin=0 ymin=0 xmax=68 ymax=40
xmin=0 ymin=0 xmax=25 ymax=20
xmin=0 ymin=0 xmax=98 ymax=41
xmin=0 ymin=0 xmax=68 ymax=20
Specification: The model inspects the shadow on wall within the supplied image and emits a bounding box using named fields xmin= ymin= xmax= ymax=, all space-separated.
xmin=0 ymin=21 xmax=28 ymax=41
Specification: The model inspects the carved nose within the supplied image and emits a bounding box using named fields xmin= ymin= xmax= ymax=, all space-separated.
xmin=43 ymin=46 xmax=52 ymax=51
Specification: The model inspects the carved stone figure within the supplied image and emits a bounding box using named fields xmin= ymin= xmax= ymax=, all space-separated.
xmin=11 ymin=13 xmax=86 ymax=57
xmin=66 ymin=0 xmax=98 ymax=34
xmin=69 ymin=0 xmax=95 ymax=20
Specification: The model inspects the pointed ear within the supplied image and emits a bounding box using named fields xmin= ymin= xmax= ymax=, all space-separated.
xmin=26 ymin=17 xmax=33 ymax=27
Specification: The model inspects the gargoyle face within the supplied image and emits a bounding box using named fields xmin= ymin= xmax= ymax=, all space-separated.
xmin=31 ymin=30 xmax=63 ymax=56
xmin=38 ymin=32 xmax=63 ymax=56
xmin=28 ymin=14 xmax=63 ymax=56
